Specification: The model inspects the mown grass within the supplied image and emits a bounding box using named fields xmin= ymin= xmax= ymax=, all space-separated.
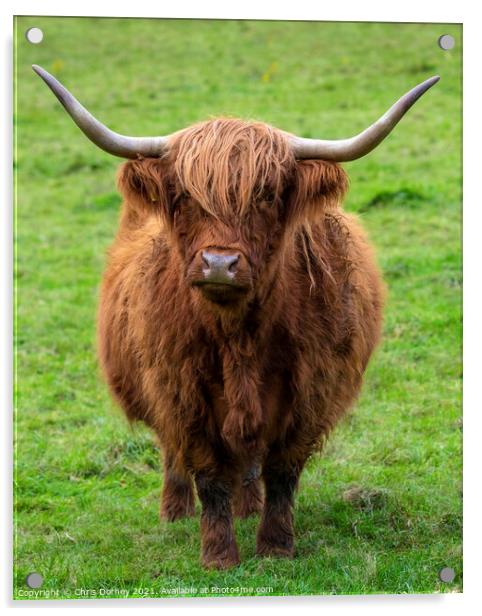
xmin=14 ymin=17 xmax=462 ymax=599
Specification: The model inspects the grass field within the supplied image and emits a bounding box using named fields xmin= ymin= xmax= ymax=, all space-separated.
xmin=14 ymin=17 xmax=462 ymax=599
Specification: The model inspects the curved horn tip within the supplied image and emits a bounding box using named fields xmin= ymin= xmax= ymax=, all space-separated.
xmin=417 ymin=75 xmax=440 ymax=95
xmin=32 ymin=64 xmax=46 ymax=76
xmin=32 ymin=64 xmax=54 ymax=85
xmin=425 ymin=75 xmax=441 ymax=88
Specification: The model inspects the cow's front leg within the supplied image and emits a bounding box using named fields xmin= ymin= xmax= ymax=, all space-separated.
xmin=256 ymin=461 xmax=302 ymax=558
xmin=194 ymin=472 xmax=240 ymax=569
xmin=160 ymin=452 xmax=195 ymax=521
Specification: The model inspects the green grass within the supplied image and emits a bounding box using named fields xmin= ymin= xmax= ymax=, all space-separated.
xmin=14 ymin=17 xmax=462 ymax=599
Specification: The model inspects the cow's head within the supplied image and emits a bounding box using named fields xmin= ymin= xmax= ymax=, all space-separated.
xmin=32 ymin=65 xmax=439 ymax=310
xmin=116 ymin=119 xmax=348 ymax=307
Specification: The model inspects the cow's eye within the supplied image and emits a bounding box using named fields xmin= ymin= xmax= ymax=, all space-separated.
xmin=169 ymin=194 xmax=183 ymax=215
xmin=259 ymin=196 xmax=275 ymax=212
xmin=171 ymin=190 xmax=191 ymax=209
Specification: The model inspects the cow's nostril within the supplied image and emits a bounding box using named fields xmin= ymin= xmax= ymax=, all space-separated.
xmin=228 ymin=255 xmax=240 ymax=272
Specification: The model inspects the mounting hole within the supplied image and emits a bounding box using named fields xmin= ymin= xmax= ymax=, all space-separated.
xmin=26 ymin=572 xmax=43 ymax=588
xmin=439 ymin=567 xmax=455 ymax=583
xmin=438 ymin=34 xmax=455 ymax=50
xmin=25 ymin=27 xmax=44 ymax=44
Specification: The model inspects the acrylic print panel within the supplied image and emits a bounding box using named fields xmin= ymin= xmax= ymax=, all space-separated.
xmin=14 ymin=16 xmax=462 ymax=599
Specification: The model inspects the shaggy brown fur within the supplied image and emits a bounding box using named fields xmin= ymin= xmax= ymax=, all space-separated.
xmin=98 ymin=118 xmax=384 ymax=569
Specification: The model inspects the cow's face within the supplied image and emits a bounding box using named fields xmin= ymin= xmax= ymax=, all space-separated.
xmin=173 ymin=190 xmax=289 ymax=305
xmin=118 ymin=120 xmax=347 ymax=309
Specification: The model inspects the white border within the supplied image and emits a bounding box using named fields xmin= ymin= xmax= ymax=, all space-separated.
xmin=2 ymin=1 xmax=480 ymax=614
xmin=0 ymin=1 xmax=471 ymax=21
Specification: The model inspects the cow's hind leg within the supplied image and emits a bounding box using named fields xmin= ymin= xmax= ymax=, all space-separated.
xmin=160 ymin=453 xmax=195 ymax=521
xmin=233 ymin=464 xmax=263 ymax=518
xmin=256 ymin=457 xmax=304 ymax=558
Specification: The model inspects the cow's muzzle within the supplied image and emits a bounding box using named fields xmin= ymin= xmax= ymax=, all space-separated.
xmin=189 ymin=248 xmax=252 ymax=304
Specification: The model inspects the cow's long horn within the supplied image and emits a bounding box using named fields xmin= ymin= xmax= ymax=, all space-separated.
xmin=32 ymin=64 xmax=171 ymax=159
xmin=288 ymin=76 xmax=440 ymax=161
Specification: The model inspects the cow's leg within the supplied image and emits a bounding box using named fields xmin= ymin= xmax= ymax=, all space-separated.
xmin=160 ymin=453 xmax=195 ymax=521
xmin=194 ymin=471 xmax=240 ymax=569
xmin=233 ymin=464 xmax=263 ymax=518
xmin=256 ymin=458 xmax=304 ymax=558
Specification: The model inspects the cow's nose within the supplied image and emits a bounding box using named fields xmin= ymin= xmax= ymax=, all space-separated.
xmin=201 ymin=251 xmax=240 ymax=284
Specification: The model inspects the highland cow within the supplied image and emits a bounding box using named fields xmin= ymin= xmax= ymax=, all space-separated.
xmin=34 ymin=65 xmax=438 ymax=569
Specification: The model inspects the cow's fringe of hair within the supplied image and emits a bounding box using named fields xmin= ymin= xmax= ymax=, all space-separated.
xmin=170 ymin=118 xmax=295 ymax=220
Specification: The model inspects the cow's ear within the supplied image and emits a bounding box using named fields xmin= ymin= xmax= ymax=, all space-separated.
xmin=289 ymin=160 xmax=348 ymax=222
xmin=117 ymin=158 xmax=172 ymax=223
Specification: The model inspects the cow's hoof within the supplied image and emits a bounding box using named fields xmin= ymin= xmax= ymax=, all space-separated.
xmin=256 ymin=528 xmax=294 ymax=558
xmin=201 ymin=543 xmax=240 ymax=570
xmin=256 ymin=542 xmax=294 ymax=558
xmin=202 ymin=554 xmax=241 ymax=570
